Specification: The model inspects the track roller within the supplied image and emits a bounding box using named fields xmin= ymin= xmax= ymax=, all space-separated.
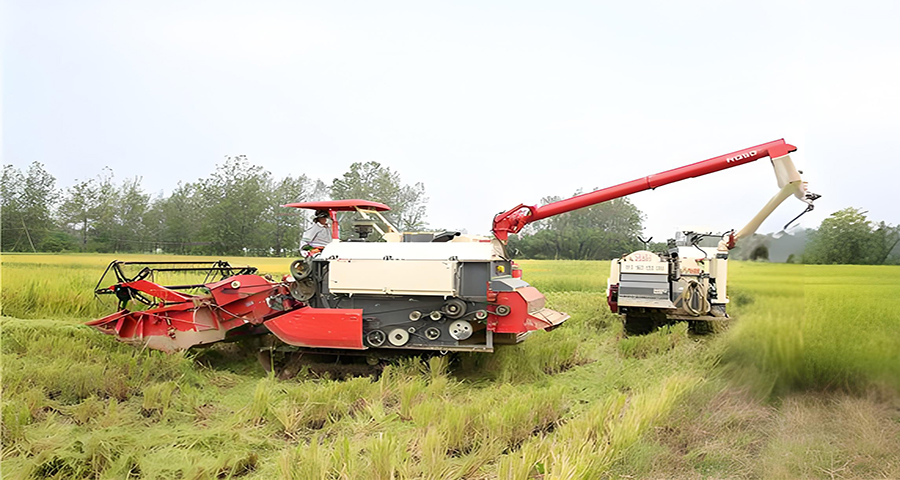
xmin=366 ymin=330 xmax=386 ymax=347
xmin=388 ymin=328 xmax=410 ymax=346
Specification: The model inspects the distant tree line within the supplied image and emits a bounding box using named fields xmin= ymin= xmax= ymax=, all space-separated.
xmin=1 ymin=158 xmax=427 ymax=256
xmin=507 ymin=197 xmax=899 ymax=265
xmin=508 ymin=194 xmax=646 ymax=260
xmin=4 ymin=160 xmax=895 ymax=265
xmin=802 ymin=207 xmax=899 ymax=265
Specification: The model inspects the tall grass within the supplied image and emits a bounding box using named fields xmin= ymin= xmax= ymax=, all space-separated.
xmin=0 ymin=253 xmax=289 ymax=320
xmin=722 ymin=263 xmax=900 ymax=393
xmin=516 ymin=259 xmax=610 ymax=293
xmin=497 ymin=374 xmax=700 ymax=478
xmin=3 ymin=254 xmax=899 ymax=478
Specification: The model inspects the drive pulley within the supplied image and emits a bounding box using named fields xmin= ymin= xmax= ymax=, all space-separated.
xmin=289 ymin=257 xmax=313 ymax=280
xmin=388 ymin=328 xmax=410 ymax=346
xmin=441 ymin=299 xmax=467 ymax=319
xmin=448 ymin=320 xmax=473 ymax=340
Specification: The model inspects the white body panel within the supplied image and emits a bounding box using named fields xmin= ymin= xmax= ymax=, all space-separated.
xmin=676 ymin=250 xmax=711 ymax=276
xmin=329 ymin=259 xmax=458 ymax=296
xmin=675 ymin=246 xmax=717 ymax=263
xmin=710 ymin=251 xmax=728 ymax=302
xmin=771 ymin=154 xmax=803 ymax=195
xmin=321 ymin=240 xmax=500 ymax=261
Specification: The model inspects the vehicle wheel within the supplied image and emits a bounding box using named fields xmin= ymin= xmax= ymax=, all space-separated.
xmin=688 ymin=320 xmax=716 ymax=335
xmin=623 ymin=315 xmax=658 ymax=336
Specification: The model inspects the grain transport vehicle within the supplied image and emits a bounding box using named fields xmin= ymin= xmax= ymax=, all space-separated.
xmin=604 ymin=140 xmax=819 ymax=334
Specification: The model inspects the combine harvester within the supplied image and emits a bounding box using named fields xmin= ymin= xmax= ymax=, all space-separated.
xmin=605 ymin=141 xmax=820 ymax=335
xmin=87 ymin=139 xmax=817 ymax=371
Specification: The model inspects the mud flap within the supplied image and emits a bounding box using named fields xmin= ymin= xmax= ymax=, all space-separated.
xmin=264 ymin=306 xmax=365 ymax=349
xmin=527 ymin=307 xmax=569 ymax=331
xmin=491 ymin=286 xmax=570 ymax=333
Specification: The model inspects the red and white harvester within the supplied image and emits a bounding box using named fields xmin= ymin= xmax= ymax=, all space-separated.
xmin=87 ymin=139 xmax=817 ymax=362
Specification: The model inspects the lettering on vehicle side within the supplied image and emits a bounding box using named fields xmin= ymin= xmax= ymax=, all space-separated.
xmin=624 ymin=251 xmax=660 ymax=262
xmin=621 ymin=263 xmax=667 ymax=273
xmin=726 ymin=150 xmax=757 ymax=163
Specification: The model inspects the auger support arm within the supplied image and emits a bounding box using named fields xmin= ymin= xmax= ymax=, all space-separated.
xmin=492 ymin=139 xmax=798 ymax=241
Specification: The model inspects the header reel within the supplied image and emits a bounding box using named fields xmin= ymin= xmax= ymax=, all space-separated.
xmin=94 ymin=260 xmax=258 ymax=309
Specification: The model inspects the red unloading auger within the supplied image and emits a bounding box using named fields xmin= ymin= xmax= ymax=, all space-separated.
xmin=492 ymin=139 xmax=801 ymax=241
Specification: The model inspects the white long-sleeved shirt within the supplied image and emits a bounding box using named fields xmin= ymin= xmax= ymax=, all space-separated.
xmin=302 ymin=222 xmax=332 ymax=248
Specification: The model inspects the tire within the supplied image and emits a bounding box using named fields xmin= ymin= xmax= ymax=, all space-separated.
xmin=623 ymin=315 xmax=657 ymax=336
xmin=687 ymin=320 xmax=719 ymax=335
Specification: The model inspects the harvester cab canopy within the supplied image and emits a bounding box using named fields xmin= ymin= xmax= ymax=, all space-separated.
xmin=283 ymin=199 xmax=400 ymax=242
xmin=283 ymin=199 xmax=392 ymax=212
xmin=284 ymin=200 xmax=483 ymax=244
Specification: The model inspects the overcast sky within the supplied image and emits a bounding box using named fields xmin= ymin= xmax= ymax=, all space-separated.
xmin=4 ymin=0 xmax=898 ymax=238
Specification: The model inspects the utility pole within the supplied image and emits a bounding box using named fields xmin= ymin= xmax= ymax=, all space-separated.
xmin=21 ymin=218 xmax=36 ymax=252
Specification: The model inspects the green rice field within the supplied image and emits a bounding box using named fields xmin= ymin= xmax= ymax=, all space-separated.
xmin=2 ymin=253 xmax=899 ymax=479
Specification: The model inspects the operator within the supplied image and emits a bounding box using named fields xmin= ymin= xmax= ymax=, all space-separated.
xmin=301 ymin=210 xmax=333 ymax=256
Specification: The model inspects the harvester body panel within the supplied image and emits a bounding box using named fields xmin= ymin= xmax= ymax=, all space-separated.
xmin=328 ymin=259 xmax=459 ymax=296
xmin=264 ymin=306 xmax=365 ymax=349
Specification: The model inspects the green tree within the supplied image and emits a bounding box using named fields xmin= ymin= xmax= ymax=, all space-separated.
xmin=331 ymin=162 xmax=428 ymax=234
xmin=1 ymin=165 xmax=25 ymax=251
xmin=141 ymin=193 xmax=166 ymax=252
xmin=510 ymin=194 xmax=644 ymax=260
xmin=58 ymin=178 xmax=99 ymax=250
xmin=87 ymin=169 xmax=121 ymax=252
xmin=117 ymin=177 xmax=151 ymax=252
xmin=40 ymin=231 xmax=78 ymax=252
xmin=750 ymin=245 xmax=770 ymax=261
xmin=60 ymin=170 xmax=192 ymax=253
xmin=804 ymin=207 xmax=899 ymax=264
xmin=267 ymin=175 xmax=327 ymax=255
xmin=151 ymin=182 xmax=205 ymax=254
xmin=0 ymin=163 xmax=60 ymax=251
xmin=198 ymin=156 xmax=272 ymax=255
xmin=870 ymin=220 xmax=900 ymax=265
